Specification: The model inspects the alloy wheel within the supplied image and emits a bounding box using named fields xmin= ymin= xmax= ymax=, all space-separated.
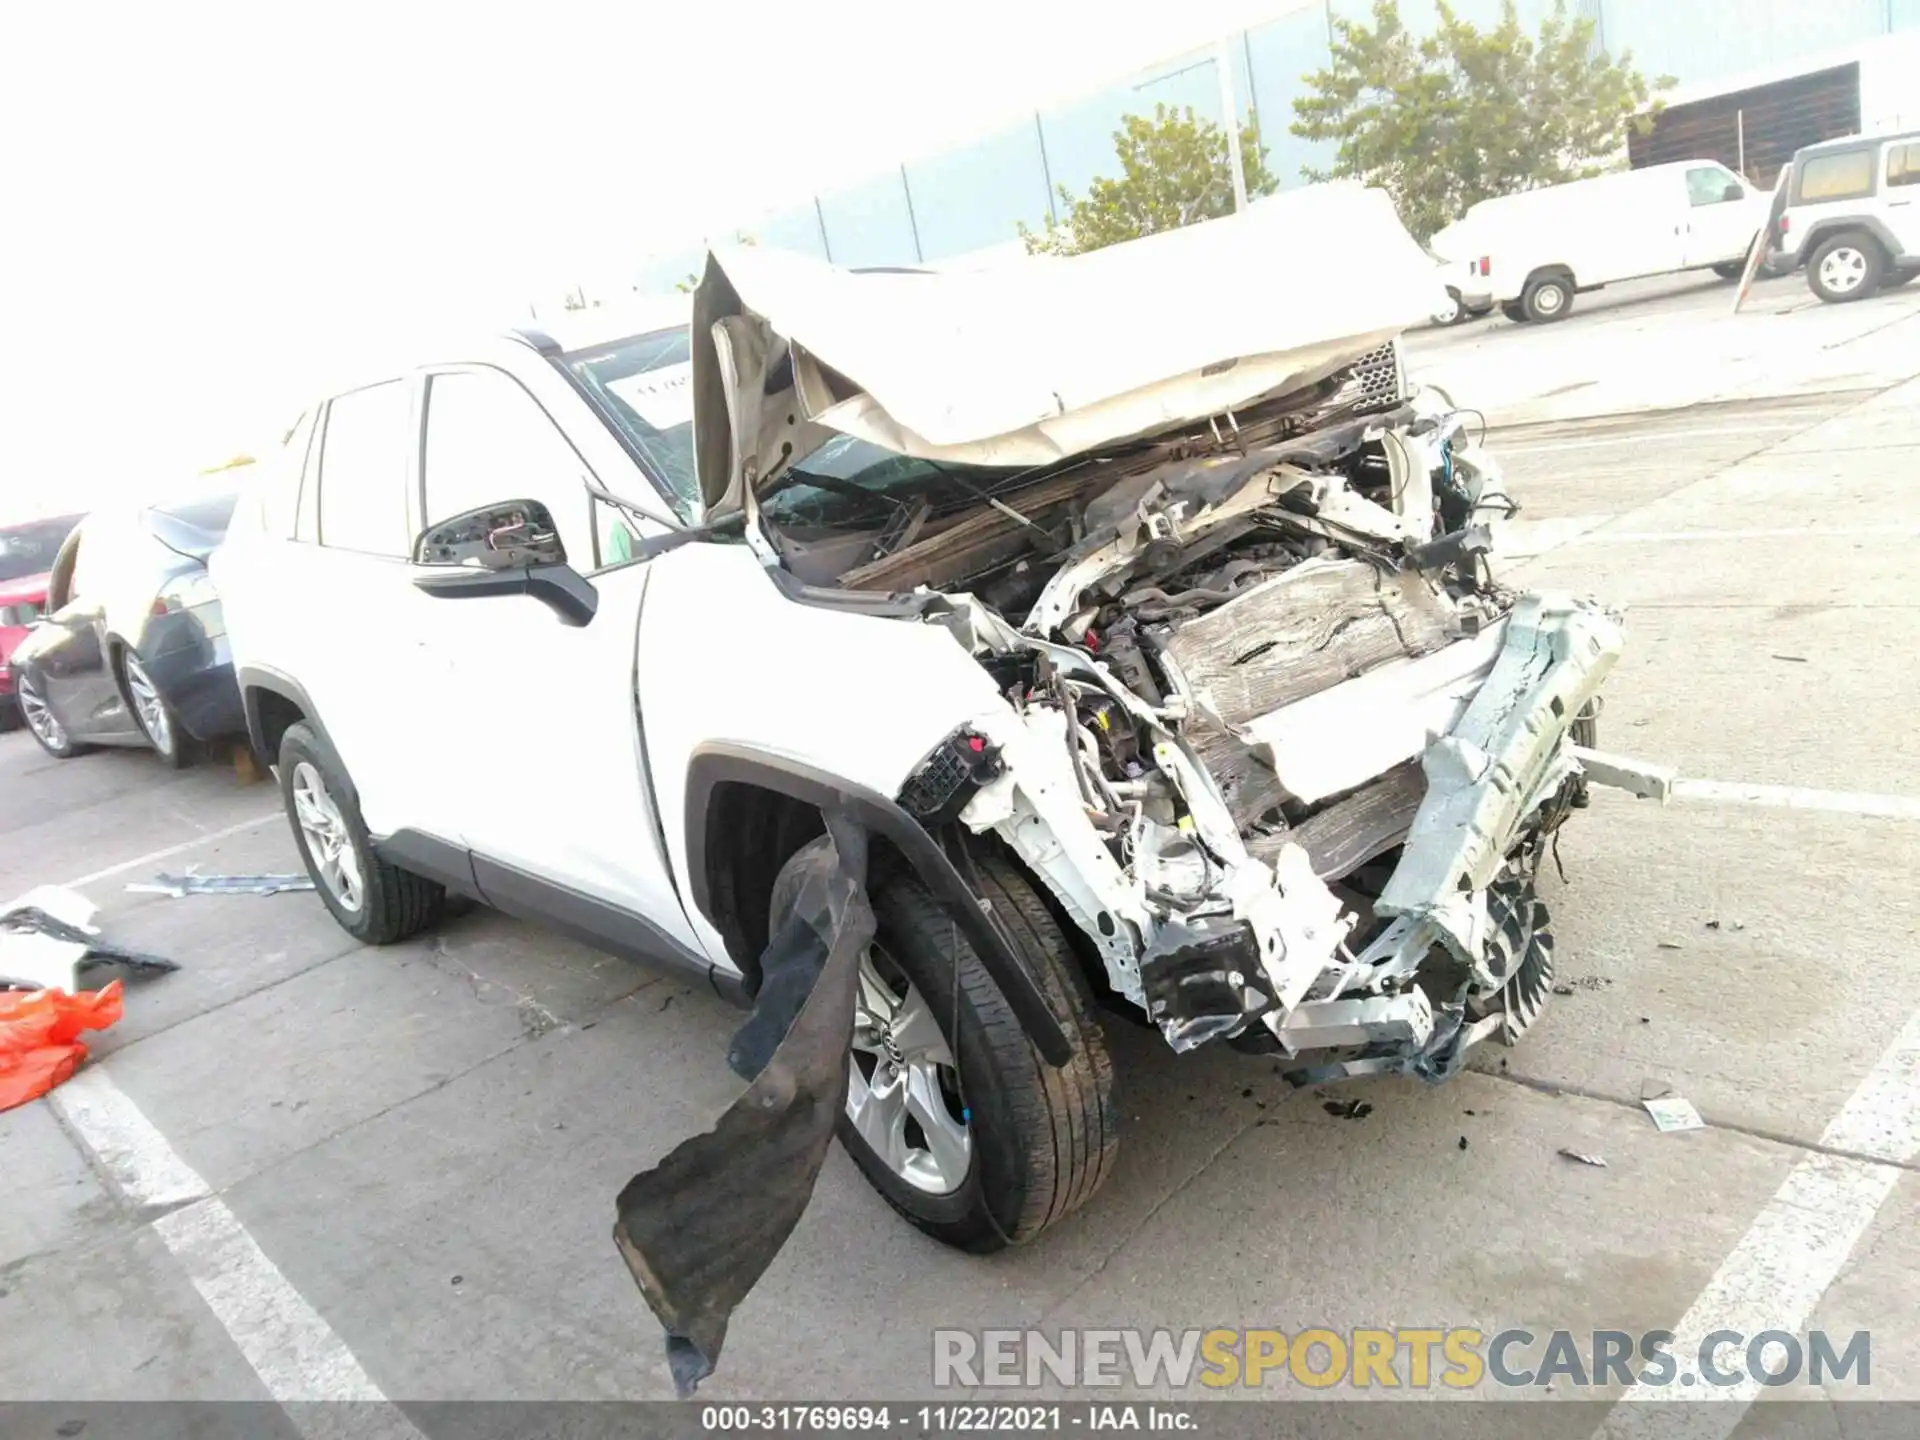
xmin=19 ymin=676 xmax=65 ymax=750
xmin=290 ymin=760 xmax=365 ymax=912
xmin=1819 ymin=246 xmax=1867 ymax=295
xmin=123 ymin=654 xmax=173 ymax=756
xmin=846 ymin=945 xmax=972 ymax=1195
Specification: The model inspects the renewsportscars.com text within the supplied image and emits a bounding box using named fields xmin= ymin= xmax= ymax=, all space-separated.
xmin=933 ymin=1327 xmax=1872 ymax=1391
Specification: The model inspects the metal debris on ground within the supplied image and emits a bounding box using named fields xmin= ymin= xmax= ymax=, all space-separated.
xmin=1558 ymin=1148 xmax=1608 ymax=1168
xmin=1657 ymin=941 xmax=1683 ymax=950
xmin=1324 ymin=1099 xmax=1374 ymax=1120
xmin=126 ymin=870 xmax=316 ymax=898
xmin=1643 ymin=1096 xmax=1705 ymax=1133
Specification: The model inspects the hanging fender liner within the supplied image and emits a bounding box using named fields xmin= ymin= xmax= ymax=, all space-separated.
xmin=683 ymin=741 xmax=1073 ymax=1067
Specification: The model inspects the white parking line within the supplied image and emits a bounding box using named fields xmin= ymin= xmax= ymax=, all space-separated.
xmin=1672 ymin=780 xmax=1920 ymax=821
xmin=62 ymin=811 xmax=283 ymax=890
xmin=1597 ymin=1006 xmax=1920 ymax=1438
xmin=51 ymin=1068 xmax=422 ymax=1435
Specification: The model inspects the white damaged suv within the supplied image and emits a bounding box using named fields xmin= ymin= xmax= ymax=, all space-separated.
xmin=215 ymin=185 xmax=1659 ymax=1254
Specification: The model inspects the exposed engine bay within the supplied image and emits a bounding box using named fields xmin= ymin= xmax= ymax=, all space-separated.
xmin=752 ymin=355 xmax=1654 ymax=1081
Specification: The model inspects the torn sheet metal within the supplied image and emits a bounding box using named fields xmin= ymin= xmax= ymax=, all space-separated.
xmin=126 ymin=871 xmax=317 ymax=898
xmin=612 ymin=815 xmax=871 ymax=1399
xmin=1377 ymin=595 xmax=1624 ymax=960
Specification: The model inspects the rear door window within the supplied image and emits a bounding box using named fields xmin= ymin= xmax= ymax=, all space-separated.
xmin=1888 ymin=143 xmax=1920 ymax=190
xmin=1796 ymin=150 xmax=1875 ymax=203
xmin=316 ymin=381 xmax=411 ymax=556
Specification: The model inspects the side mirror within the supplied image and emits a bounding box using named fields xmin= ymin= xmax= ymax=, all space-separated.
xmin=410 ymin=499 xmax=597 ymax=626
xmin=1722 ymin=182 xmax=1745 ymax=203
xmin=413 ymin=499 xmax=568 ymax=569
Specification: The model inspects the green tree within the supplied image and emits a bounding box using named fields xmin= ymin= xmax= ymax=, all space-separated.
xmin=1020 ymin=103 xmax=1279 ymax=256
xmin=1291 ymin=0 xmax=1671 ymax=241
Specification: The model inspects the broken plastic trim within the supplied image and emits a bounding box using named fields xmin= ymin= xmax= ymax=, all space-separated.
xmin=612 ymin=812 xmax=872 ymax=1398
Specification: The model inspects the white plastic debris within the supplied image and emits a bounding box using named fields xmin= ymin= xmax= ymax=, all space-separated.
xmin=1558 ymin=1148 xmax=1608 ymax=1168
xmin=1642 ymin=1096 xmax=1704 ymax=1133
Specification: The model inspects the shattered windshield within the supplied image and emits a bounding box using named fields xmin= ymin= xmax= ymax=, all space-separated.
xmin=0 ymin=514 xmax=83 ymax=584
xmin=566 ymin=329 xmax=1015 ymax=529
xmin=565 ymin=329 xmax=702 ymax=517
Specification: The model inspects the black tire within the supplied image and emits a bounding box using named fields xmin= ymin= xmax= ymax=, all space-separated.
xmin=0 ymin=699 xmax=18 ymax=733
xmin=1499 ymin=300 xmax=1527 ymax=323
xmin=1887 ymin=267 xmax=1919 ymax=289
xmin=812 ymin=845 xmax=1119 ymax=1253
xmin=278 ymin=720 xmax=443 ymax=945
xmin=1711 ymin=260 xmax=1746 ymax=280
xmin=120 ymin=649 xmax=191 ymax=770
xmin=1806 ymin=231 xmax=1886 ymax=304
xmin=1520 ymin=271 xmax=1574 ymax=323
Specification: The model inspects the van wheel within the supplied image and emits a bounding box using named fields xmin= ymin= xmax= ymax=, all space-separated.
xmin=279 ymin=721 xmax=444 ymax=944
xmin=783 ymin=841 xmax=1118 ymax=1253
xmin=1521 ymin=273 xmax=1574 ymax=323
xmin=1500 ymin=300 xmax=1527 ymax=322
xmin=1807 ymin=232 xmax=1885 ymax=303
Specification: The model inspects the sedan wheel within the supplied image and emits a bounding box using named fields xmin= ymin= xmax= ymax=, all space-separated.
xmin=290 ymin=760 xmax=366 ymax=914
xmin=123 ymin=652 xmax=180 ymax=762
xmin=1430 ymin=289 xmax=1465 ymax=327
xmin=846 ymin=945 xmax=972 ymax=1196
xmin=18 ymin=674 xmax=74 ymax=757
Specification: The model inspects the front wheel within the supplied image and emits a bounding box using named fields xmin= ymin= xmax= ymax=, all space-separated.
xmin=789 ymin=844 xmax=1118 ymax=1253
xmin=279 ymin=721 xmax=444 ymax=944
xmin=1712 ymin=261 xmax=1746 ymax=280
xmin=17 ymin=672 xmax=82 ymax=759
xmin=1430 ymin=289 xmax=1466 ymax=327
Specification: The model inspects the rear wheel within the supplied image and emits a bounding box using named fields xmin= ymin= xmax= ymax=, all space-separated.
xmin=1521 ymin=272 xmax=1574 ymax=323
xmin=122 ymin=650 xmax=189 ymax=769
xmin=781 ymin=842 xmax=1118 ymax=1253
xmin=1807 ymin=232 xmax=1885 ymax=303
xmin=279 ymin=721 xmax=443 ymax=944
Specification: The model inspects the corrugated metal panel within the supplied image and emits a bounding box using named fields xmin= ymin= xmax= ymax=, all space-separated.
xmin=1628 ymin=62 xmax=1862 ymax=186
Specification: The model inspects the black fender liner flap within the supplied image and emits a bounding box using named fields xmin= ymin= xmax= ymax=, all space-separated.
xmin=612 ymin=812 xmax=873 ymax=1398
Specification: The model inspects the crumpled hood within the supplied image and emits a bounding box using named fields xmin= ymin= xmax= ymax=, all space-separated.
xmin=689 ymin=182 xmax=1448 ymax=516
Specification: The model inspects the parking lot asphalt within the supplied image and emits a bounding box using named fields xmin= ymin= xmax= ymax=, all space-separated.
xmin=4 ymin=277 xmax=1918 ymax=1423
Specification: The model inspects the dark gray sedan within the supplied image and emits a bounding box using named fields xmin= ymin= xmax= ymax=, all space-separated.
xmin=8 ymin=491 xmax=247 ymax=767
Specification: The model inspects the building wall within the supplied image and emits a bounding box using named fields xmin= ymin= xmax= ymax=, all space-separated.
xmin=638 ymin=0 xmax=1920 ymax=288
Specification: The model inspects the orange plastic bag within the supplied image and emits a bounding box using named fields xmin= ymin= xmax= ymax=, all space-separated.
xmin=0 ymin=981 xmax=123 ymax=1111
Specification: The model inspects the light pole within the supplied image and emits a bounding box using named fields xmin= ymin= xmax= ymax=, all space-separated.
xmin=1216 ymin=39 xmax=1248 ymax=213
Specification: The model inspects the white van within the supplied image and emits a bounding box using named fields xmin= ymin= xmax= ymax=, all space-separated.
xmin=1430 ymin=160 xmax=1775 ymax=323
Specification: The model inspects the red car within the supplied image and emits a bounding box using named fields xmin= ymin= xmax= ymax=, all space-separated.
xmin=0 ymin=514 xmax=84 ymax=726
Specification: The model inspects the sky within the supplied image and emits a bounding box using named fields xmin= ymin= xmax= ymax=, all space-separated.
xmin=0 ymin=0 xmax=1306 ymax=518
